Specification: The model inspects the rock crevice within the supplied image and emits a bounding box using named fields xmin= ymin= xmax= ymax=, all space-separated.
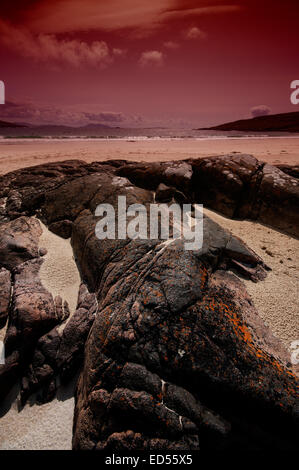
xmin=0 ymin=156 xmax=297 ymax=451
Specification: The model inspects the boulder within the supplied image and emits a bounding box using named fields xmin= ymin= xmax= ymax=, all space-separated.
xmin=0 ymin=257 xmax=68 ymax=402
xmin=19 ymin=283 xmax=97 ymax=404
xmin=191 ymin=155 xmax=299 ymax=237
xmin=69 ymin=172 xmax=297 ymax=451
xmin=0 ymin=217 xmax=42 ymax=270
xmin=117 ymin=161 xmax=192 ymax=194
xmin=0 ymin=158 xmax=297 ymax=451
xmin=276 ymin=164 xmax=299 ymax=179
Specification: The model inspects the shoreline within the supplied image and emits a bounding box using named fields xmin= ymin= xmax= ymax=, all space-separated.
xmin=1 ymin=134 xmax=299 ymax=140
xmin=1 ymin=136 xmax=299 ymax=175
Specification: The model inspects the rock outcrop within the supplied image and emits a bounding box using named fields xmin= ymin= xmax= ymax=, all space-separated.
xmin=0 ymin=224 xmax=68 ymax=402
xmin=20 ymin=283 xmax=97 ymax=404
xmin=276 ymin=164 xmax=299 ymax=179
xmin=116 ymin=155 xmax=299 ymax=238
xmin=0 ymin=156 xmax=297 ymax=451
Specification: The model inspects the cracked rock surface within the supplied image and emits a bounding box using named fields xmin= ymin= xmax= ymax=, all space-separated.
xmin=0 ymin=156 xmax=298 ymax=451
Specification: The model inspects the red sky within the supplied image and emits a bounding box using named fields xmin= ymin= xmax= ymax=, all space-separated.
xmin=0 ymin=0 xmax=298 ymax=127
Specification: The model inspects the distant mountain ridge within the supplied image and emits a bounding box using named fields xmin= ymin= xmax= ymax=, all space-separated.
xmin=0 ymin=120 xmax=119 ymax=136
xmin=0 ymin=121 xmax=113 ymax=130
xmin=199 ymin=111 xmax=299 ymax=132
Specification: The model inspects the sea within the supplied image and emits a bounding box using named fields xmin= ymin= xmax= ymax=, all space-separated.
xmin=0 ymin=126 xmax=299 ymax=142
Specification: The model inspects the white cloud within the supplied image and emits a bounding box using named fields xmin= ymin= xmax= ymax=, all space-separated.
xmin=0 ymin=20 xmax=113 ymax=68
xmin=250 ymin=105 xmax=272 ymax=118
xmin=139 ymin=50 xmax=164 ymax=67
xmin=184 ymin=26 xmax=207 ymax=40
xmin=112 ymin=48 xmax=127 ymax=57
xmin=163 ymin=41 xmax=180 ymax=50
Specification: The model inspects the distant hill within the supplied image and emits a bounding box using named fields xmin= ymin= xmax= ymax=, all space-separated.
xmin=0 ymin=121 xmax=120 ymax=137
xmin=0 ymin=120 xmax=27 ymax=128
xmin=199 ymin=111 xmax=299 ymax=132
xmin=0 ymin=121 xmax=114 ymax=132
xmin=33 ymin=123 xmax=113 ymax=131
xmin=80 ymin=123 xmax=114 ymax=130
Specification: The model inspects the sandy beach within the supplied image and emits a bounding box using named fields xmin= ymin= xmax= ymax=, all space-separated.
xmin=0 ymin=137 xmax=299 ymax=175
xmin=1 ymin=138 xmax=298 ymax=350
xmin=205 ymin=209 xmax=299 ymax=350
xmin=1 ymin=0 xmax=297 ymax=451
xmin=0 ymin=139 xmax=298 ymax=450
xmin=0 ymin=391 xmax=74 ymax=450
xmin=39 ymin=221 xmax=81 ymax=322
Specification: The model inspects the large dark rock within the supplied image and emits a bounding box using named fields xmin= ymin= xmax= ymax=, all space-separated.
xmin=191 ymin=155 xmax=299 ymax=237
xmin=48 ymin=220 xmax=73 ymax=239
xmin=0 ymin=217 xmax=42 ymax=269
xmin=0 ymin=158 xmax=297 ymax=451
xmin=0 ymin=159 xmax=116 ymax=221
xmin=0 ymin=214 xmax=69 ymax=402
xmin=57 ymin=283 xmax=97 ymax=382
xmin=114 ymin=155 xmax=299 ymax=238
xmin=68 ymin=174 xmax=296 ymax=451
xmin=117 ymin=161 xmax=192 ymax=194
xmin=276 ymin=164 xmax=299 ymax=179
xmin=7 ymin=258 xmax=66 ymax=348
xmin=0 ymin=257 xmax=68 ymax=402
xmin=256 ymin=164 xmax=299 ymax=236
xmin=191 ymin=154 xmax=260 ymax=218
xmin=1 ymin=156 xmax=297 ymax=237
xmin=20 ymin=283 xmax=97 ymax=404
